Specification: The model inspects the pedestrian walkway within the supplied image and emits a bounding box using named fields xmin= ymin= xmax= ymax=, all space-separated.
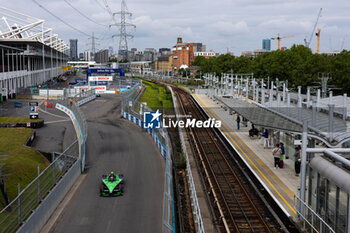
xmin=193 ymin=93 xmax=300 ymax=219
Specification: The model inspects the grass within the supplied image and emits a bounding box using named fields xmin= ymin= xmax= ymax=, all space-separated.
xmin=139 ymin=80 xmax=173 ymax=111
xmin=0 ymin=128 xmax=49 ymax=201
xmin=0 ymin=117 xmax=42 ymax=124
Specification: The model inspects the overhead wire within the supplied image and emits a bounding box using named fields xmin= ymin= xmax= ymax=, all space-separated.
xmin=63 ymin=0 xmax=108 ymax=26
xmin=101 ymin=0 xmax=114 ymax=19
xmin=32 ymin=0 xmax=91 ymax=37
xmin=94 ymin=0 xmax=109 ymax=12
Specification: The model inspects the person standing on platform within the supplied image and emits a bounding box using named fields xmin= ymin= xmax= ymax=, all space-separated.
xmin=236 ymin=114 xmax=241 ymax=130
xmin=279 ymin=142 xmax=285 ymax=168
xmin=263 ymin=129 xmax=270 ymax=149
xmin=294 ymin=145 xmax=301 ymax=176
xmin=272 ymin=144 xmax=281 ymax=169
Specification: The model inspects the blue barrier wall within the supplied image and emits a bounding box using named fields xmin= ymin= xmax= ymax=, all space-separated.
xmin=122 ymin=110 xmax=167 ymax=160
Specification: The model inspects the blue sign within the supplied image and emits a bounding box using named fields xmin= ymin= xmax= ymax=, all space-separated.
xmin=87 ymin=68 xmax=125 ymax=77
xmin=29 ymin=106 xmax=39 ymax=119
xmin=143 ymin=110 xmax=162 ymax=129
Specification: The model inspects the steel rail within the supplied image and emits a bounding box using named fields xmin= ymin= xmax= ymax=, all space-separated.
xmin=175 ymin=87 xmax=273 ymax=232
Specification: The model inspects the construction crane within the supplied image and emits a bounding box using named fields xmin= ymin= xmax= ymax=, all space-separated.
xmin=271 ymin=33 xmax=295 ymax=50
xmin=340 ymin=38 xmax=345 ymax=51
xmin=305 ymin=8 xmax=322 ymax=48
xmin=316 ymin=28 xmax=321 ymax=54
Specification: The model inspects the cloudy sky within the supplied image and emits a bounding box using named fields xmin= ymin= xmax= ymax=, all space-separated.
xmin=0 ymin=0 xmax=349 ymax=55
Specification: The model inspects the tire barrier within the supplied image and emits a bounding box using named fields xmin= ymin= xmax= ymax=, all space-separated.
xmin=0 ymin=120 xmax=44 ymax=128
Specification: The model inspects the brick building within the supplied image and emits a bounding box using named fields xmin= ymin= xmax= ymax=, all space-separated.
xmin=155 ymin=55 xmax=173 ymax=75
xmin=172 ymin=37 xmax=194 ymax=75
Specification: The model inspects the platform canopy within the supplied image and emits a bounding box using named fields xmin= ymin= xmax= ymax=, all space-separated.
xmin=215 ymin=96 xmax=349 ymax=147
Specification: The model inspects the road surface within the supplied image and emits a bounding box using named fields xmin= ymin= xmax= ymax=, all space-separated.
xmin=49 ymin=95 xmax=165 ymax=233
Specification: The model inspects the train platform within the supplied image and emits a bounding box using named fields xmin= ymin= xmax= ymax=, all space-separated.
xmin=192 ymin=93 xmax=299 ymax=220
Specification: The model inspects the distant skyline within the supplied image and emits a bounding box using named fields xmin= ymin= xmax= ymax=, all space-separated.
xmin=0 ymin=0 xmax=349 ymax=55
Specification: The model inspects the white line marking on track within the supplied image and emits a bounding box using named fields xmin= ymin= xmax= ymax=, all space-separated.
xmin=39 ymin=106 xmax=68 ymax=119
xmin=45 ymin=119 xmax=71 ymax=124
xmin=105 ymin=220 xmax=112 ymax=233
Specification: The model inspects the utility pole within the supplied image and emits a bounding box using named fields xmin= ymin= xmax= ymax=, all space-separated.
xmin=87 ymin=32 xmax=99 ymax=61
xmin=91 ymin=32 xmax=96 ymax=61
xmin=110 ymin=0 xmax=136 ymax=62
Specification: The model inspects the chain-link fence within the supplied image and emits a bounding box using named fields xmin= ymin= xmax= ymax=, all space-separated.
xmin=0 ymin=140 xmax=79 ymax=233
xmin=51 ymin=98 xmax=88 ymax=172
xmin=73 ymin=89 xmax=95 ymax=102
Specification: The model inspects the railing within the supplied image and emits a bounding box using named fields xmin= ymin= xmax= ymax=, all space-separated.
xmin=294 ymin=195 xmax=335 ymax=233
xmin=169 ymin=86 xmax=205 ymax=233
xmin=74 ymin=89 xmax=95 ymax=102
xmin=53 ymin=99 xmax=88 ymax=172
xmin=0 ymin=140 xmax=79 ymax=233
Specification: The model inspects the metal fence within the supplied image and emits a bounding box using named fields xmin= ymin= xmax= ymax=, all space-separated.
xmin=0 ymin=140 xmax=79 ymax=233
xmin=71 ymin=101 xmax=88 ymax=172
xmin=294 ymin=195 xmax=335 ymax=233
xmin=73 ymin=89 xmax=95 ymax=102
xmin=52 ymin=98 xmax=88 ymax=172
xmin=0 ymin=88 xmax=90 ymax=232
xmin=169 ymin=86 xmax=205 ymax=233
xmin=121 ymin=80 xmax=174 ymax=233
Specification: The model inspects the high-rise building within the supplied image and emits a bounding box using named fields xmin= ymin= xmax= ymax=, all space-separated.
xmin=95 ymin=49 xmax=109 ymax=63
xmin=69 ymin=39 xmax=78 ymax=61
xmin=84 ymin=50 xmax=93 ymax=61
xmin=172 ymin=37 xmax=194 ymax=75
xmin=262 ymin=39 xmax=271 ymax=51
xmin=192 ymin=43 xmax=206 ymax=52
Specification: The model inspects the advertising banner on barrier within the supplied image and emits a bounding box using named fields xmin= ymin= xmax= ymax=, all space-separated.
xmin=95 ymin=86 xmax=107 ymax=94
xmin=74 ymin=85 xmax=89 ymax=91
xmin=77 ymin=95 xmax=96 ymax=106
xmin=90 ymin=81 xmax=108 ymax=86
xmin=88 ymin=76 xmax=113 ymax=82
xmin=39 ymin=89 xmax=64 ymax=97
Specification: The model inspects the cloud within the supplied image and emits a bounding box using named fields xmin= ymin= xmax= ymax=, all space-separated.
xmin=207 ymin=21 xmax=249 ymax=36
xmin=0 ymin=0 xmax=349 ymax=54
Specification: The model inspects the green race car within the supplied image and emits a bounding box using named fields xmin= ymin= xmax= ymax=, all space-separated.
xmin=100 ymin=172 xmax=124 ymax=196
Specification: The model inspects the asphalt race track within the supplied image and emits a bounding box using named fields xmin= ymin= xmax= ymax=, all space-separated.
xmin=49 ymin=95 xmax=165 ymax=233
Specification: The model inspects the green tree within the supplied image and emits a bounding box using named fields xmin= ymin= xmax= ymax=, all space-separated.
xmin=192 ymin=45 xmax=350 ymax=93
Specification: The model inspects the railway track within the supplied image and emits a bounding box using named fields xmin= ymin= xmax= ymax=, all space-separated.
xmin=173 ymin=87 xmax=283 ymax=233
